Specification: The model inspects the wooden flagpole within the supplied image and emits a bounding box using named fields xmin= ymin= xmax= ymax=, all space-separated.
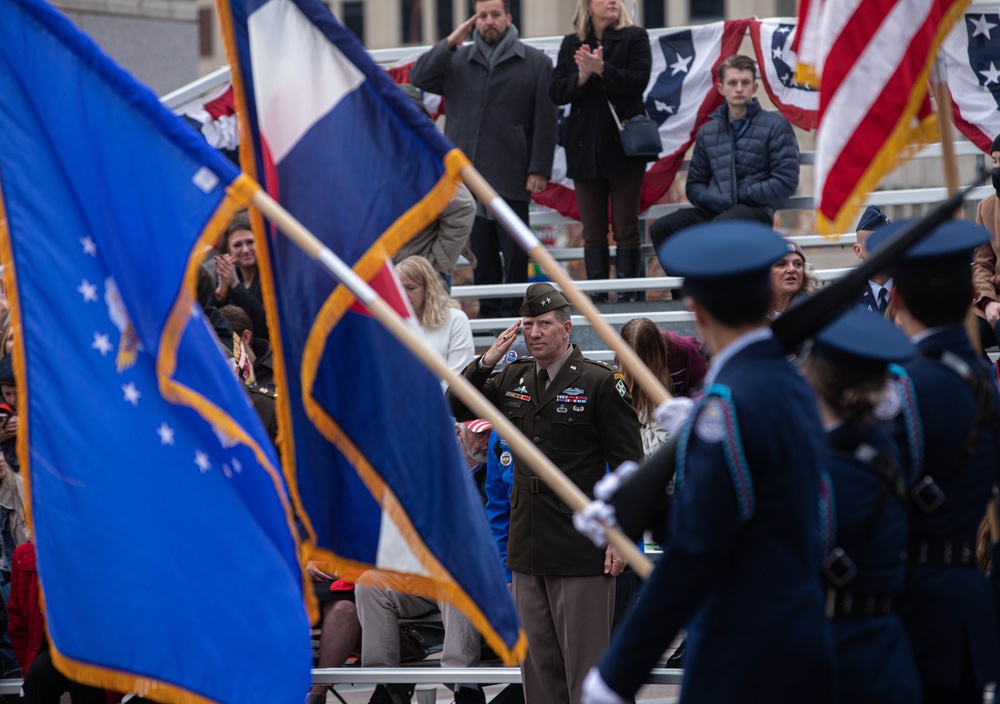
xmin=250 ymin=189 xmax=654 ymax=579
xmin=460 ymin=166 xmax=673 ymax=409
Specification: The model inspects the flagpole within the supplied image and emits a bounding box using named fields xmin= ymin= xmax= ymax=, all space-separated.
xmin=932 ymin=60 xmax=981 ymax=351
xmin=459 ymin=166 xmax=673 ymax=408
xmin=250 ymin=189 xmax=654 ymax=579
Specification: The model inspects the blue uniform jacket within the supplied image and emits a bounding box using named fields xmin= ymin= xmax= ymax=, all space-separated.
xmin=598 ymin=334 xmax=835 ymax=703
xmin=893 ymin=327 xmax=1000 ymax=688
xmin=823 ymin=421 xmax=921 ymax=704
xmin=485 ymin=430 xmax=513 ymax=583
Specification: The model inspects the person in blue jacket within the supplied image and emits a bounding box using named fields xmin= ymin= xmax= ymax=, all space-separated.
xmin=581 ymin=221 xmax=835 ymax=704
xmin=802 ymin=305 xmax=921 ymax=703
xmin=867 ymin=220 xmax=1000 ymax=704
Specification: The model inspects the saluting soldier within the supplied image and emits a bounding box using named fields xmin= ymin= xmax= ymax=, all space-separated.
xmin=801 ymin=306 xmax=921 ymax=703
xmin=868 ymin=220 xmax=1000 ymax=704
xmin=582 ymin=222 xmax=835 ymax=704
xmin=448 ymin=282 xmax=642 ymax=704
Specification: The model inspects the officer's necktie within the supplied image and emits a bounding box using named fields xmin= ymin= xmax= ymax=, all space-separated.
xmin=877 ymin=287 xmax=888 ymax=314
xmin=537 ymin=367 xmax=549 ymax=395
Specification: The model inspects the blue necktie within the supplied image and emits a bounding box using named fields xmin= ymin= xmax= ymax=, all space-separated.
xmin=877 ymin=287 xmax=888 ymax=314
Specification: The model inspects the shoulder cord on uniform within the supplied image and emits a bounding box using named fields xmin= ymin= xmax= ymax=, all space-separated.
xmin=675 ymin=384 xmax=755 ymax=522
xmin=817 ymin=469 xmax=837 ymax=559
xmin=888 ymin=363 xmax=924 ymax=485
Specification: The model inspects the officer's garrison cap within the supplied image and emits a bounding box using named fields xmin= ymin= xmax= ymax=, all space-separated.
xmin=520 ymin=283 xmax=570 ymax=316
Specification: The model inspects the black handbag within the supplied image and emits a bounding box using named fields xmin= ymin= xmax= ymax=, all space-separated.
xmin=606 ymin=98 xmax=662 ymax=159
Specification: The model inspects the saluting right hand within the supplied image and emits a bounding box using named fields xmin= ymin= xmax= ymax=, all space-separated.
xmin=446 ymin=14 xmax=477 ymax=50
xmin=482 ymin=320 xmax=521 ymax=367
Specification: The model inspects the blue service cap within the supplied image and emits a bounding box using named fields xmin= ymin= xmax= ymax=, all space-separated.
xmin=856 ymin=206 xmax=890 ymax=232
xmin=866 ymin=219 xmax=990 ymax=266
xmin=658 ymin=221 xmax=789 ymax=284
xmin=813 ymin=305 xmax=914 ymax=365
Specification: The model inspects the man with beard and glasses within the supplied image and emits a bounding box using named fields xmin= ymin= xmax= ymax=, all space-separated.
xmin=353 ymin=419 xmax=498 ymax=704
xmin=409 ymin=0 xmax=557 ymax=320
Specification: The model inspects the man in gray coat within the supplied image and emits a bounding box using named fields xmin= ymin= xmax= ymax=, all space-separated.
xmin=409 ymin=0 xmax=557 ymax=319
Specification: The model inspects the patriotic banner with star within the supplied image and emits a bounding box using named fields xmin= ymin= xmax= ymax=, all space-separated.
xmin=0 ymin=0 xmax=311 ymax=701
xmin=749 ymin=18 xmax=819 ymax=130
xmin=940 ymin=9 xmax=1000 ymax=153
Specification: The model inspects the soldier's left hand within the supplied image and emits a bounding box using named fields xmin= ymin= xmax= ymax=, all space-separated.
xmin=605 ymin=544 xmax=627 ymax=577
xmin=581 ymin=667 xmax=628 ymax=704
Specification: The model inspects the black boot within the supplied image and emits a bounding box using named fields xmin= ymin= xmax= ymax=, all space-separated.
xmin=615 ymin=246 xmax=643 ymax=303
xmin=584 ymin=246 xmax=610 ymax=303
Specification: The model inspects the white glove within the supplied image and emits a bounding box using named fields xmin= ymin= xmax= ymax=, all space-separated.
xmin=594 ymin=460 xmax=639 ymax=502
xmin=573 ymin=500 xmax=617 ymax=548
xmin=582 ymin=667 xmax=628 ymax=704
xmin=653 ymin=396 xmax=695 ymax=437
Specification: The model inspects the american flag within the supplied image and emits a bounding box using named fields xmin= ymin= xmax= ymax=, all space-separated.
xmin=796 ymin=0 xmax=967 ymax=234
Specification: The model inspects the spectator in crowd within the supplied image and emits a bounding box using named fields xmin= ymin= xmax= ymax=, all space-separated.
xmin=618 ymin=318 xmax=673 ymax=457
xmin=0 ymin=324 xmax=14 ymax=359
xmin=852 ymin=205 xmax=894 ymax=315
xmin=218 ymin=304 xmax=274 ymax=388
xmin=0 ymin=454 xmax=26 ymax=680
xmin=868 ymin=220 xmax=1000 ymax=704
xmin=354 ymin=419 xmax=496 ymax=704
xmin=0 ymin=356 xmax=19 ymax=474
xmin=801 ymin=307 xmax=921 ymax=704
xmin=409 ymin=0 xmax=558 ymax=319
xmin=972 ymin=135 xmax=1000 ymax=352
xmin=393 ymin=85 xmax=477 ymax=293
xmin=549 ymin=0 xmax=653 ymax=302
xmin=396 ymin=256 xmax=475 ymax=377
xmin=649 ymin=55 xmax=799 ymax=255
xmin=583 ymin=222 xmax=835 ymax=704
xmin=659 ymin=328 xmax=707 ymax=396
xmin=303 ymin=564 xmax=359 ymax=704
xmin=770 ymin=240 xmax=817 ymax=318
xmin=450 ymin=283 xmax=643 ymax=704
xmin=483 ymin=340 xmax=528 ymax=590
xmin=8 ymin=542 xmax=107 ymax=703
xmin=214 ymin=209 xmax=268 ymax=341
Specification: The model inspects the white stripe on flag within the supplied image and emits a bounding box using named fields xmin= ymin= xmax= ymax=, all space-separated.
xmin=816 ymin=0 xmax=865 ymax=72
xmin=248 ymin=0 xmax=364 ymax=164
xmin=814 ymin=0 xmax=935 ymax=190
xmin=376 ymin=508 xmax=430 ymax=576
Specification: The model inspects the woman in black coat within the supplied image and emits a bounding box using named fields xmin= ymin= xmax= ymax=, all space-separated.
xmin=550 ymin=0 xmax=653 ymax=302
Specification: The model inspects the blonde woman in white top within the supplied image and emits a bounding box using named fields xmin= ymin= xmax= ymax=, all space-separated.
xmin=396 ymin=256 xmax=475 ymax=380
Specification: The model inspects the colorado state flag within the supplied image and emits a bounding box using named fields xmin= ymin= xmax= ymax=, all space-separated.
xmin=0 ymin=0 xmax=310 ymax=701
xmin=217 ymin=0 xmax=525 ymax=665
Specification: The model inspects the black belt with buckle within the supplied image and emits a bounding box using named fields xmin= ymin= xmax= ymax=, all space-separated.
xmin=908 ymin=538 xmax=975 ymax=568
xmin=825 ymin=589 xmax=895 ymax=619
